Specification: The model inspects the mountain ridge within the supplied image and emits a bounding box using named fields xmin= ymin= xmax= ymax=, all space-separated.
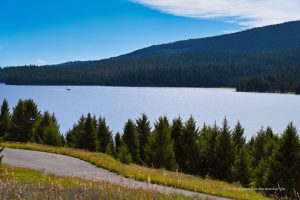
xmin=122 ymin=21 xmax=300 ymax=58
xmin=0 ymin=21 xmax=300 ymax=94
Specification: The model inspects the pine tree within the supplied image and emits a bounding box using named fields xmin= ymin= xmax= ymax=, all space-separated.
xmin=232 ymin=121 xmax=246 ymax=152
xmin=79 ymin=113 xmax=98 ymax=151
xmin=180 ymin=116 xmax=200 ymax=174
xmin=252 ymin=127 xmax=278 ymax=188
xmin=122 ymin=119 xmax=140 ymax=163
xmin=171 ymin=117 xmax=184 ymax=168
xmin=60 ymin=134 xmax=66 ymax=146
xmin=10 ymin=99 xmax=40 ymax=142
xmin=23 ymin=99 xmax=40 ymax=141
xmin=114 ymin=132 xmax=122 ymax=155
xmin=33 ymin=111 xmax=62 ymax=146
xmin=10 ymin=100 xmax=25 ymax=141
xmin=0 ymin=99 xmax=10 ymax=138
xmin=199 ymin=123 xmax=218 ymax=177
xmin=145 ymin=116 xmax=175 ymax=170
xmin=98 ymin=117 xmax=114 ymax=155
xmin=253 ymin=158 xmax=268 ymax=188
xmin=118 ymin=143 xmax=132 ymax=164
xmin=43 ymin=121 xmax=62 ymax=146
xmin=231 ymin=148 xmax=251 ymax=186
xmin=34 ymin=111 xmax=51 ymax=143
xmin=71 ymin=115 xmax=86 ymax=149
xmin=51 ymin=113 xmax=60 ymax=131
xmin=214 ymin=118 xmax=234 ymax=180
xmin=66 ymin=128 xmax=77 ymax=148
xmin=136 ymin=113 xmax=151 ymax=164
xmin=264 ymin=123 xmax=300 ymax=197
xmin=250 ymin=128 xmax=267 ymax=168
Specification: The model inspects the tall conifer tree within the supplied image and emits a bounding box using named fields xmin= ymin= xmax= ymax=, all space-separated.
xmin=214 ymin=118 xmax=234 ymax=180
xmin=264 ymin=123 xmax=300 ymax=197
xmin=180 ymin=116 xmax=200 ymax=174
xmin=136 ymin=114 xmax=151 ymax=163
xmin=0 ymin=99 xmax=10 ymax=138
xmin=122 ymin=119 xmax=140 ymax=163
xmin=145 ymin=116 xmax=175 ymax=170
xmin=81 ymin=113 xmax=98 ymax=151
xmin=232 ymin=121 xmax=246 ymax=152
xmin=98 ymin=117 xmax=114 ymax=155
xmin=114 ymin=132 xmax=122 ymax=155
xmin=232 ymin=148 xmax=251 ymax=186
xmin=10 ymin=99 xmax=39 ymax=142
xmin=171 ymin=117 xmax=184 ymax=167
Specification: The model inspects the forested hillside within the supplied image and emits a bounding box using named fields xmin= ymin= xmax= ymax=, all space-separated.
xmin=124 ymin=21 xmax=300 ymax=57
xmin=0 ymin=21 xmax=300 ymax=93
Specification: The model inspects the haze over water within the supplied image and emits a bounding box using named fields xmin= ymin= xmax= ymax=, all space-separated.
xmin=2 ymin=84 xmax=300 ymax=138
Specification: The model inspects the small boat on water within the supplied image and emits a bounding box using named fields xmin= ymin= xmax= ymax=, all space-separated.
xmin=66 ymin=88 xmax=71 ymax=91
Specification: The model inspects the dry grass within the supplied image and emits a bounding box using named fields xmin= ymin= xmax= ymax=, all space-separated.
xmin=1 ymin=142 xmax=270 ymax=200
xmin=0 ymin=165 xmax=204 ymax=200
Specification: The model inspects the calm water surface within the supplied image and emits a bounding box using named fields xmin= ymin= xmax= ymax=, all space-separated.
xmin=1 ymin=84 xmax=300 ymax=138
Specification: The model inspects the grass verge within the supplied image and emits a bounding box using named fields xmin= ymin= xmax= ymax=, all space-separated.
xmin=1 ymin=142 xmax=269 ymax=200
xmin=0 ymin=164 xmax=203 ymax=200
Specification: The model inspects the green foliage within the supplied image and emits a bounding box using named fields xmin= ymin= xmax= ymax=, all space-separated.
xmin=296 ymin=86 xmax=300 ymax=94
xmin=237 ymin=65 xmax=300 ymax=94
xmin=136 ymin=113 xmax=151 ymax=164
xmin=2 ymin=98 xmax=300 ymax=198
xmin=171 ymin=117 xmax=184 ymax=169
xmin=98 ymin=117 xmax=114 ymax=155
xmin=0 ymin=99 xmax=63 ymax=146
xmin=0 ymin=99 xmax=10 ymax=138
xmin=198 ymin=123 xmax=218 ymax=177
xmin=82 ymin=113 xmax=98 ymax=151
xmin=67 ymin=114 xmax=98 ymax=151
xmin=214 ymin=118 xmax=234 ymax=180
xmin=34 ymin=111 xmax=62 ymax=146
xmin=180 ymin=116 xmax=200 ymax=174
xmin=118 ymin=143 xmax=132 ymax=164
xmin=43 ymin=122 xmax=62 ymax=146
xmin=114 ymin=132 xmax=122 ymax=156
xmin=231 ymin=148 xmax=251 ymax=186
xmin=122 ymin=119 xmax=140 ymax=163
xmin=10 ymin=99 xmax=40 ymax=142
xmin=249 ymin=128 xmax=267 ymax=168
xmin=263 ymin=123 xmax=300 ymax=197
xmin=232 ymin=121 xmax=246 ymax=153
xmin=145 ymin=116 xmax=176 ymax=170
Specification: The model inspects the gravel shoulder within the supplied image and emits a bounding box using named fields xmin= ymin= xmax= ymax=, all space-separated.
xmin=3 ymin=148 xmax=231 ymax=200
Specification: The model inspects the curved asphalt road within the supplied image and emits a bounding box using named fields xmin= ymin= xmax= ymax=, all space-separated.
xmin=3 ymin=148 xmax=230 ymax=200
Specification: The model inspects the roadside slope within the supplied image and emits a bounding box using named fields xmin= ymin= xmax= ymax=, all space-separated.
xmin=3 ymin=148 xmax=228 ymax=200
xmin=1 ymin=143 xmax=269 ymax=200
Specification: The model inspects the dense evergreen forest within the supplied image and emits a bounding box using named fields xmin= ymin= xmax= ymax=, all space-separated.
xmin=1 ymin=98 xmax=300 ymax=198
xmin=0 ymin=21 xmax=300 ymax=93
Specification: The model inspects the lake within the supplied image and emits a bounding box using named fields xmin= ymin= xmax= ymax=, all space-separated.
xmin=1 ymin=84 xmax=300 ymax=138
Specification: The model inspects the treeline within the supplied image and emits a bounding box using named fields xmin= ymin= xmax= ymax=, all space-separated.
xmin=0 ymin=99 xmax=63 ymax=146
xmin=1 ymin=99 xmax=300 ymax=198
xmin=237 ymin=65 xmax=300 ymax=94
xmin=1 ymin=48 xmax=300 ymax=94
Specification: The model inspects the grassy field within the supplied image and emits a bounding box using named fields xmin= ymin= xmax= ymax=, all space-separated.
xmin=1 ymin=142 xmax=270 ymax=200
xmin=0 ymin=164 xmax=205 ymax=200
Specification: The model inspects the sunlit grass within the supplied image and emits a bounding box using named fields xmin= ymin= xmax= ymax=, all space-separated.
xmin=0 ymin=164 xmax=201 ymax=200
xmin=1 ymin=142 xmax=270 ymax=200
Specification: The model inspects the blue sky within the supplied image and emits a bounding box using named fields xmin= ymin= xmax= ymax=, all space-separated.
xmin=0 ymin=0 xmax=299 ymax=67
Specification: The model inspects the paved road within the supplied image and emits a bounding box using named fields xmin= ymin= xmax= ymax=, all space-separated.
xmin=3 ymin=148 xmax=231 ymax=200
